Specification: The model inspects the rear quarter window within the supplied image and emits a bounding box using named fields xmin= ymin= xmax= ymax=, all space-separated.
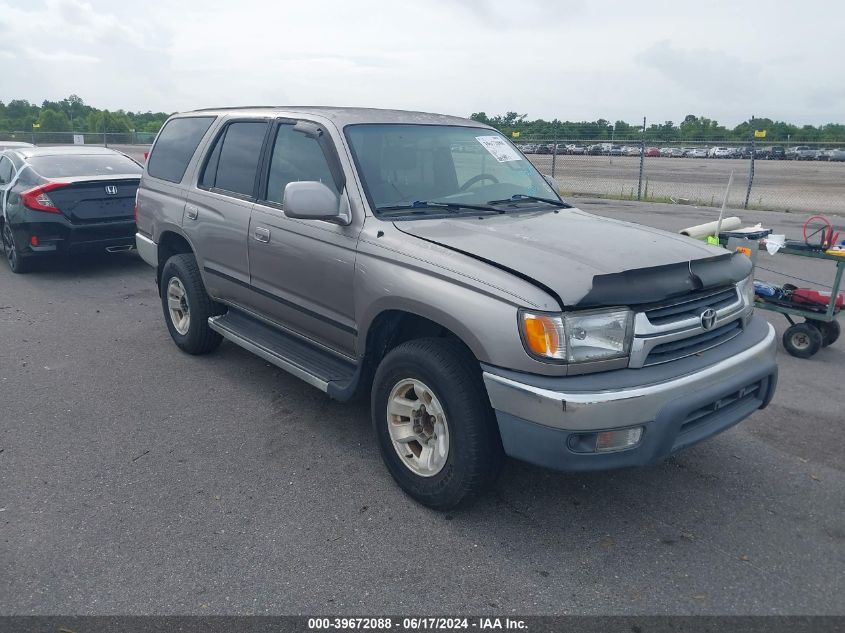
xmin=147 ymin=116 xmax=216 ymax=183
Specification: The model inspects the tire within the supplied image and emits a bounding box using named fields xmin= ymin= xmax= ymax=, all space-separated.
xmin=159 ymin=253 xmax=224 ymax=354
xmin=371 ymin=338 xmax=504 ymax=510
xmin=2 ymin=222 xmax=29 ymax=274
xmin=782 ymin=322 xmax=823 ymax=358
xmin=809 ymin=319 xmax=840 ymax=347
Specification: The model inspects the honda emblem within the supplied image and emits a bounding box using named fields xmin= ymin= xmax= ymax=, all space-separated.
xmin=105 ymin=185 xmax=118 ymax=195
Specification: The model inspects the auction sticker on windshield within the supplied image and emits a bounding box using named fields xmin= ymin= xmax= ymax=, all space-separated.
xmin=476 ymin=135 xmax=523 ymax=162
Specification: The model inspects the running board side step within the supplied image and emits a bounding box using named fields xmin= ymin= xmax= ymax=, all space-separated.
xmin=208 ymin=309 xmax=360 ymax=400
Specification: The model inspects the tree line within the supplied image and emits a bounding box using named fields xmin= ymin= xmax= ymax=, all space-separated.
xmin=0 ymin=95 xmax=171 ymax=135
xmin=3 ymin=96 xmax=843 ymax=144
xmin=470 ymin=112 xmax=845 ymax=144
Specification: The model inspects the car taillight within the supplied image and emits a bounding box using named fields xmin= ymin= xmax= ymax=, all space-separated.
xmin=21 ymin=183 xmax=68 ymax=213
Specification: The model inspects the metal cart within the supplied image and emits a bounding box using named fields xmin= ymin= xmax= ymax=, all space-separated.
xmin=751 ymin=246 xmax=843 ymax=358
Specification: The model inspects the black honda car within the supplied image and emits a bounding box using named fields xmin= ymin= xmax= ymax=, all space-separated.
xmin=0 ymin=146 xmax=142 ymax=273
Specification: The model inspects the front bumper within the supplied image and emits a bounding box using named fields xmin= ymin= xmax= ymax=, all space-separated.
xmin=483 ymin=317 xmax=778 ymax=471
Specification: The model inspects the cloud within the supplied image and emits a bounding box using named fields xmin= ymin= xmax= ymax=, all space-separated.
xmin=636 ymin=40 xmax=762 ymax=101
xmin=0 ymin=0 xmax=841 ymax=126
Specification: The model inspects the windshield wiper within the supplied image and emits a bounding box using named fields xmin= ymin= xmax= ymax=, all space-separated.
xmin=487 ymin=194 xmax=571 ymax=208
xmin=377 ymin=200 xmax=503 ymax=215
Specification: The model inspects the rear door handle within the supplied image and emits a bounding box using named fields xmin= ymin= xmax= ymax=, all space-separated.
xmin=185 ymin=204 xmax=199 ymax=220
xmin=254 ymin=227 xmax=271 ymax=243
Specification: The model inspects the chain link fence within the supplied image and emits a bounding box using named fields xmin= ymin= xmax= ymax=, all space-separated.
xmin=0 ymin=131 xmax=157 ymax=146
xmin=3 ymin=129 xmax=844 ymax=215
xmin=522 ymin=138 xmax=845 ymax=215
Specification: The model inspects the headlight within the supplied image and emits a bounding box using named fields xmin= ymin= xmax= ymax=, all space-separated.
xmin=739 ymin=275 xmax=756 ymax=314
xmin=520 ymin=308 xmax=633 ymax=363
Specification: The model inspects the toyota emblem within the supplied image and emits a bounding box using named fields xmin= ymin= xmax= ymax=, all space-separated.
xmin=700 ymin=308 xmax=717 ymax=330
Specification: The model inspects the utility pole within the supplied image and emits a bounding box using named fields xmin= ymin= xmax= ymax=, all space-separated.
xmin=551 ymin=121 xmax=559 ymax=178
xmin=609 ymin=123 xmax=615 ymax=164
xmin=744 ymin=114 xmax=755 ymax=209
xmin=637 ymin=117 xmax=646 ymax=200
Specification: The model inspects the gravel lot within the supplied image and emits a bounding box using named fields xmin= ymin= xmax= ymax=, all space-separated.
xmin=528 ymin=155 xmax=845 ymax=215
xmin=1 ymin=198 xmax=843 ymax=615
xmin=112 ymin=144 xmax=845 ymax=215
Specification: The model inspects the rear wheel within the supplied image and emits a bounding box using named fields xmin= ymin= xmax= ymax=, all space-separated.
xmin=159 ymin=253 xmax=223 ymax=354
xmin=809 ymin=319 xmax=840 ymax=347
xmin=371 ymin=338 xmax=504 ymax=510
xmin=783 ymin=322 xmax=823 ymax=358
xmin=2 ymin=223 xmax=29 ymax=274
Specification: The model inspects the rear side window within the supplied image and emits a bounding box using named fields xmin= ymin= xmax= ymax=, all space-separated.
xmin=28 ymin=154 xmax=142 ymax=178
xmin=147 ymin=116 xmax=215 ymax=183
xmin=200 ymin=121 xmax=268 ymax=197
xmin=265 ymin=123 xmax=339 ymax=204
xmin=0 ymin=156 xmax=13 ymax=184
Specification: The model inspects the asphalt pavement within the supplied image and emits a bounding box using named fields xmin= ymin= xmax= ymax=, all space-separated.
xmin=1 ymin=199 xmax=843 ymax=615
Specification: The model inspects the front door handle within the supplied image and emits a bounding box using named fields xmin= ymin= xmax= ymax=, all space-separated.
xmin=254 ymin=227 xmax=271 ymax=243
xmin=185 ymin=204 xmax=199 ymax=220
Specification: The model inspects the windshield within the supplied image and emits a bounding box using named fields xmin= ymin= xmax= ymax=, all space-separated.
xmin=28 ymin=154 xmax=142 ymax=178
xmin=345 ymin=124 xmax=559 ymax=214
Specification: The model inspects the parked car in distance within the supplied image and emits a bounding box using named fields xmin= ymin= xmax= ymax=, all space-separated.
xmin=0 ymin=141 xmax=35 ymax=152
xmin=607 ymin=145 xmax=623 ymax=156
xmin=536 ymin=144 xmax=552 ymax=154
xmin=709 ymin=147 xmax=733 ymax=158
xmin=659 ymin=147 xmax=672 ymax=157
xmin=826 ymin=148 xmax=845 ymax=162
xmin=1 ymin=146 xmax=142 ymax=273
xmin=645 ymin=147 xmax=660 ymax=157
xmin=568 ymin=144 xmax=586 ymax=155
xmin=768 ymin=145 xmax=786 ymax=160
xmin=587 ymin=144 xmax=604 ymax=155
xmin=789 ymin=146 xmax=817 ymax=160
xmin=519 ymin=144 xmax=537 ymax=154
xmin=623 ymin=145 xmax=641 ymax=156
xmin=667 ymin=147 xmax=685 ymax=158
xmin=686 ymin=148 xmax=708 ymax=158
xmin=135 ymin=106 xmax=777 ymax=509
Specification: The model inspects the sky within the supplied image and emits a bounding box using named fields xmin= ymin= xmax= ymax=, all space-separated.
xmin=0 ymin=0 xmax=842 ymax=126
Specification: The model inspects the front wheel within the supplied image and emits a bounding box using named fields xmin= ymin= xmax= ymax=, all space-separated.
xmin=159 ymin=254 xmax=223 ymax=354
xmin=371 ymin=338 xmax=504 ymax=510
xmin=783 ymin=322 xmax=822 ymax=358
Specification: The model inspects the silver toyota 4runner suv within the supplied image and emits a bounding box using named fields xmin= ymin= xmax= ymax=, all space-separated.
xmin=136 ymin=107 xmax=778 ymax=509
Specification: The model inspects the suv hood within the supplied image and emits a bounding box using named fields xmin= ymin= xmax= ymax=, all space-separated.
xmin=394 ymin=208 xmax=751 ymax=308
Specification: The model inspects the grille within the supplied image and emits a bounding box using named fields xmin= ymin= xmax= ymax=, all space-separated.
xmin=645 ymin=286 xmax=739 ymax=327
xmin=644 ymin=320 xmax=742 ymax=366
xmin=677 ymin=381 xmax=762 ymax=437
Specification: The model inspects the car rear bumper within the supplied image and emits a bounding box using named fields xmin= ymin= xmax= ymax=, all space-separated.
xmin=13 ymin=216 xmax=136 ymax=257
xmin=482 ymin=317 xmax=778 ymax=472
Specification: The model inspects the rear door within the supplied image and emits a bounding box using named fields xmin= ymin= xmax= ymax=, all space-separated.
xmin=0 ymin=155 xmax=14 ymax=217
xmin=182 ymin=118 xmax=270 ymax=307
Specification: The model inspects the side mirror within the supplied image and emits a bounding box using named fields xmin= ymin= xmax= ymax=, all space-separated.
xmin=283 ymin=181 xmax=345 ymax=223
xmin=543 ymin=174 xmax=560 ymax=193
